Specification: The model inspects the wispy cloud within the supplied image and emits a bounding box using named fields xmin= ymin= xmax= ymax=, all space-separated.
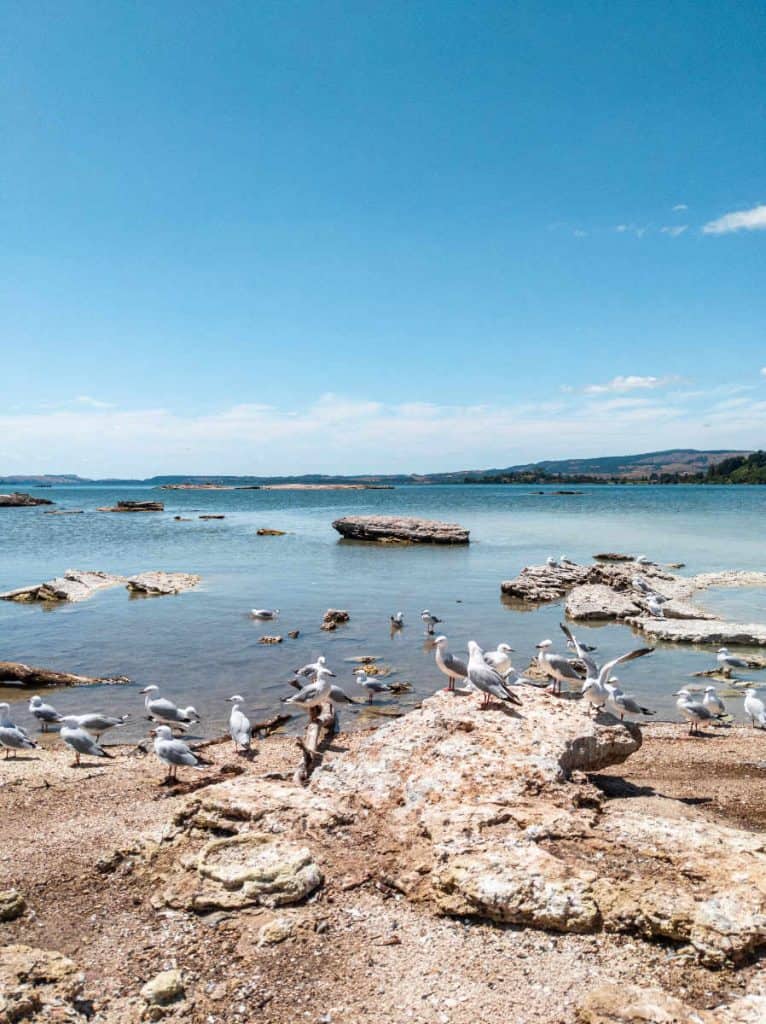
xmin=660 ymin=225 xmax=688 ymax=237
xmin=672 ymin=204 xmax=688 ymax=212
xmin=615 ymin=224 xmax=649 ymax=238
xmin=761 ymin=367 xmax=766 ymax=378
xmin=74 ymin=395 xmax=114 ymax=409
xmin=703 ymin=204 xmax=766 ymax=235
xmin=583 ymin=375 xmax=678 ymax=395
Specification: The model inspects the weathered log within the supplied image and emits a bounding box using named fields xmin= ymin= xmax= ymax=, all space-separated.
xmin=0 ymin=661 xmax=130 ymax=688
xmin=293 ymin=704 xmax=337 ymax=785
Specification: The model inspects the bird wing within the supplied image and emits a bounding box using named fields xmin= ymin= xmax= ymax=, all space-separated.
xmin=148 ymin=697 xmax=180 ymax=717
xmin=443 ymin=652 xmax=468 ymax=676
xmin=598 ymin=648 xmax=653 ymax=686
xmin=286 ymin=681 xmax=324 ymax=703
xmin=469 ymin=662 xmax=513 ymax=700
xmin=328 ymin=685 xmax=357 ymax=704
xmin=159 ymin=739 xmax=199 ymax=766
xmin=559 ymin=623 xmax=598 ymax=677
xmin=545 ymin=654 xmax=584 ymax=680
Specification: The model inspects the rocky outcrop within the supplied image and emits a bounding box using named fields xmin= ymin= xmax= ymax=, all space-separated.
xmin=126 ymin=571 xmax=200 ymax=596
xmin=97 ymin=500 xmax=164 ymax=512
xmin=565 ymin=584 xmax=642 ymax=620
xmin=0 ymin=661 xmax=130 ymax=687
xmin=0 ymin=944 xmax=83 ymax=1021
xmin=333 ymin=515 xmax=469 ymax=544
xmin=577 ymin=985 xmax=766 ymax=1024
xmin=0 ymin=569 xmax=126 ymax=603
xmin=0 ymin=491 xmax=54 ymax=507
xmin=501 ymin=561 xmax=672 ymax=603
xmin=321 ymin=608 xmax=350 ymax=631
xmin=157 ymin=690 xmax=766 ymax=967
xmin=627 ymin=616 xmax=766 ymax=646
xmin=0 ymin=888 xmax=25 ymax=921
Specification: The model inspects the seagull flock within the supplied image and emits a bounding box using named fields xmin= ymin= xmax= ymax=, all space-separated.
xmin=2 ymin=572 xmax=765 ymax=777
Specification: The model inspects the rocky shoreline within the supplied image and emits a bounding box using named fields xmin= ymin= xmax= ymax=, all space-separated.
xmin=2 ymin=689 xmax=765 ymax=1023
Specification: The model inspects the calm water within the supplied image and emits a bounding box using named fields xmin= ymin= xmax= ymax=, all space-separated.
xmin=1 ymin=484 xmax=765 ymax=741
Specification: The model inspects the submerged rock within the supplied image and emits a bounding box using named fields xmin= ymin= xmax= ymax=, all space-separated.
xmin=333 ymin=515 xmax=469 ymax=544
xmin=126 ymin=571 xmax=200 ymax=596
xmin=321 ymin=609 xmax=350 ymax=631
xmin=627 ymin=616 xmax=766 ymax=646
xmin=0 ymin=569 xmax=126 ymax=603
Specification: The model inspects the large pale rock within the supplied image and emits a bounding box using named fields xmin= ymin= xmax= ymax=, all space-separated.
xmin=126 ymin=571 xmax=200 ymax=596
xmin=566 ymin=584 xmax=641 ymax=620
xmin=578 ymin=985 xmax=766 ymax=1024
xmin=0 ymin=491 xmax=53 ymax=507
xmin=0 ymin=944 xmax=83 ymax=1021
xmin=627 ymin=616 xmax=766 ymax=646
xmin=332 ymin=515 xmax=469 ymax=544
xmin=141 ymin=968 xmax=185 ymax=1006
xmin=0 ymin=569 xmax=126 ymax=603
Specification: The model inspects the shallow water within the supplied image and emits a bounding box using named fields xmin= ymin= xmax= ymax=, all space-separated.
xmin=1 ymin=484 xmax=764 ymax=741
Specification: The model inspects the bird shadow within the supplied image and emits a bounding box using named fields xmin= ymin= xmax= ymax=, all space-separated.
xmin=591 ymin=774 xmax=713 ymax=807
xmin=2 ymin=754 xmax=41 ymax=763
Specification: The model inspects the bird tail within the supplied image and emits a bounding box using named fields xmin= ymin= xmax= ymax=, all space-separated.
xmin=100 ymin=747 xmax=115 ymax=759
xmin=640 ymin=707 xmax=656 ymax=716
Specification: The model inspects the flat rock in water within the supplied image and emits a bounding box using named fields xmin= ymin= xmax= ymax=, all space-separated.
xmin=566 ymin=584 xmax=641 ymax=620
xmin=0 ymin=661 xmax=130 ymax=687
xmin=126 ymin=572 xmax=201 ymax=596
xmin=97 ymin=500 xmax=164 ymax=512
xmin=332 ymin=515 xmax=469 ymax=545
xmin=627 ymin=616 xmax=766 ymax=646
xmin=0 ymin=569 xmax=126 ymax=603
xmin=0 ymin=491 xmax=54 ymax=507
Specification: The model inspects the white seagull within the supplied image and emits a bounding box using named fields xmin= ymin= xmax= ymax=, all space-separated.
xmin=466 ymin=642 xmax=522 ymax=709
xmin=559 ymin=555 xmax=577 ymax=567
xmin=674 ymin=689 xmax=714 ymax=735
xmin=433 ymin=635 xmax=468 ymax=692
xmin=484 ymin=643 xmax=516 ymax=677
xmin=535 ymin=639 xmax=584 ymax=695
xmin=28 ymin=695 xmax=63 ymax=731
xmin=744 ymin=688 xmax=766 ymax=729
xmin=702 ymin=686 xmax=727 ymax=719
xmin=421 ymin=609 xmax=442 ymax=635
xmin=251 ymin=608 xmax=279 ymax=620
xmin=390 ymin=611 xmax=404 ymax=628
xmin=294 ymin=656 xmax=327 ymax=680
xmin=546 ymin=555 xmax=558 ymax=568
xmin=635 ymin=554 xmax=652 ymax=565
xmin=604 ymin=680 xmax=656 ymax=721
xmin=0 ymin=702 xmax=38 ymax=758
xmin=71 ymin=713 xmax=129 ymax=741
xmin=59 ymin=716 xmax=113 ymax=766
xmin=353 ymin=670 xmax=392 ymax=703
xmin=646 ymin=595 xmax=666 ymax=619
xmin=227 ymin=695 xmax=252 ymax=752
xmin=152 ymin=724 xmax=205 ymax=782
xmin=716 ymin=647 xmax=750 ymax=675
xmin=284 ymin=666 xmax=337 ymax=712
xmin=140 ymin=685 xmax=201 ymax=730
xmin=560 ymin=624 xmax=654 ymax=717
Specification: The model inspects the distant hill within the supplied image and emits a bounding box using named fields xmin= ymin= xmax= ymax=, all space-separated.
xmin=0 ymin=450 xmax=754 ymax=487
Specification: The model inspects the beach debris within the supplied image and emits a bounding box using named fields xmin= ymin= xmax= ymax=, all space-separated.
xmin=0 ymin=569 xmax=126 ymax=603
xmin=199 ymin=513 xmax=225 ymax=519
xmin=0 ymin=491 xmax=54 ymax=507
xmin=0 ymin=661 xmax=130 ymax=688
xmin=321 ymin=608 xmax=350 ymax=631
xmin=174 ymin=515 xmax=192 ymax=521
xmin=332 ymin=514 xmax=469 ymax=544
xmin=97 ymin=500 xmax=164 ymax=512
xmin=141 ymin=968 xmax=185 ymax=1006
xmin=127 ymin=571 xmax=201 ymax=596
xmin=287 ymin=629 xmax=300 ymax=639
xmin=259 ymin=635 xmax=283 ymax=644
xmin=257 ymin=528 xmax=286 ymax=536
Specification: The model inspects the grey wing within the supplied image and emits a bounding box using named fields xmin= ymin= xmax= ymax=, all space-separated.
xmin=469 ymin=663 xmax=511 ymax=699
xmin=559 ymin=624 xmax=598 ymax=677
xmin=619 ymin=694 xmax=653 ymax=715
xmin=149 ymin=697 xmax=182 ymax=719
xmin=287 ymin=681 xmax=323 ymax=703
xmin=328 ymin=685 xmax=357 ymax=704
xmin=443 ymin=652 xmax=468 ymax=677
xmin=598 ymin=648 xmax=654 ymax=686
xmin=727 ymin=656 xmax=750 ymax=668
xmin=161 ymin=739 xmax=199 ymax=766
xmin=70 ymin=729 xmax=107 ymax=755
xmin=38 ymin=705 xmax=62 ymax=722
xmin=547 ymin=654 xmax=584 ymax=681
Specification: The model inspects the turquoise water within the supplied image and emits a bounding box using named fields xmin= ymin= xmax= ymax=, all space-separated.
xmin=1 ymin=484 xmax=764 ymax=740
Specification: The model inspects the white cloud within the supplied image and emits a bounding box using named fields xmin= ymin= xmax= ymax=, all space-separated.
xmin=74 ymin=395 xmax=114 ymax=409
xmin=615 ymin=224 xmax=649 ymax=238
xmin=583 ymin=375 xmax=677 ymax=395
xmin=672 ymin=204 xmax=688 ymax=212
xmin=660 ymin=225 xmax=688 ymax=237
xmin=761 ymin=367 xmax=766 ymax=378
xmin=573 ymin=229 xmax=587 ymax=238
xmin=703 ymin=204 xmax=766 ymax=235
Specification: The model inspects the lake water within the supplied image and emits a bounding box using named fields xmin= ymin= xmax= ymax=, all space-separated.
xmin=1 ymin=484 xmax=765 ymax=741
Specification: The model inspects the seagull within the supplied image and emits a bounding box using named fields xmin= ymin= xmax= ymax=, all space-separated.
xmin=283 ymin=666 xmax=336 ymax=712
xmin=632 ymin=575 xmax=668 ymax=603
xmin=744 ymin=688 xmax=766 ymax=729
xmin=70 ymin=713 xmax=129 ymax=741
xmin=152 ymin=724 xmax=205 ymax=782
xmin=59 ymin=716 xmax=113 ymax=766
xmin=535 ymin=639 xmax=584 ymax=695
xmin=466 ymin=642 xmax=522 ymax=709
xmin=28 ymin=695 xmax=63 ymax=731
xmin=251 ymin=608 xmax=279 ymax=620
xmin=716 ymin=647 xmax=750 ymax=676
xmin=635 ymin=554 xmax=652 ymax=565
xmin=353 ymin=670 xmax=392 ymax=703
xmin=227 ymin=695 xmax=252 ymax=752
xmin=433 ymin=635 xmax=468 ymax=692
xmin=566 ymin=638 xmax=597 ymax=654
xmin=674 ymin=689 xmax=714 ymax=735
xmin=139 ymin=686 xmax=201 ymax=730
xmin=560 ymin=624 xmax=654 ymax=716
xmin=604 ymin=680 xmax=656 ymax=721
xmin=0 ymin=703 xmax=38 ymax=758
xmin=702 ymin=686 xmax=727 ymax=719
xmin=484 ymin=643 xmax=516 ymax=677
xmin=390 ymin=611 xmax=404 ymax=628
xmin=421 ymin=610 xmax=442 ymax=635
xmin=646 ymin=595 xmax=665 ymax=619
xmin=294 ymin=656 xmax=327 ymax=680
xmin=546 ymin=556 xmax=558 ymax=568
xmin=559 ymin=555 xmax=577 ymax=567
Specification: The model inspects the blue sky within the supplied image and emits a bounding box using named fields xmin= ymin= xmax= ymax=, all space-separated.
xmin=2 ymin=0 xmax=765 ymax=475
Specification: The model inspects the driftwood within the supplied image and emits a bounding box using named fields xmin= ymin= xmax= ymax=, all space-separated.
xmin=0 ymin=661 xmax=130 ymax=688
xmin=293 ymin=704 xmax=337 ymax=785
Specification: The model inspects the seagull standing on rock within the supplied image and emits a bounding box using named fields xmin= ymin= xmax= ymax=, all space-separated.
xmin=559 ymin=555 xmax=577 ymax=567
xmin=744 ymin=689 xmax=766 ymax=729
xmin=294 ymin=656 xmax=327 ymax=680
xmin=604 ymin=680 xmax=656 ymax=721
xmin=284 ymin=665 xmax=337 ymax=712
xmin=421 ymin=610 xmax=442 ymax=635
xmin=28 ymin=695 xmax=63 ymax=731
xmin=674 ymin=689 xmax=714 ymax=735
xmin=353 ymin=670 xmax=392 ymax=703
xmin=59 ymin=716 xmax=113 ymax=766
xmin=535 ymin=639 xmax=584 ymax=695
xmin=702 ymin=686 xmax=727 ymax=719
xmin=227 ymin=696 xmax=252 ymax=752
xmin=152 ymin=725 xmax=206 ymax=783
xmin=0 ymin=703 xmax=38 ymax=758
xmin=716 ymin=647 xmax=750 ymax=676
xmin=546 ymin=556 xmax=558 ymax=568
xmin=466 ymin=642 xmax=522 ymax=709
xmin=484 ymin=643 xmax=516 ymax=677
xmin=140 ymin=685 xmax=201 ymax=730
xmin=433 ymin=636 xmax=468 ymax=692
